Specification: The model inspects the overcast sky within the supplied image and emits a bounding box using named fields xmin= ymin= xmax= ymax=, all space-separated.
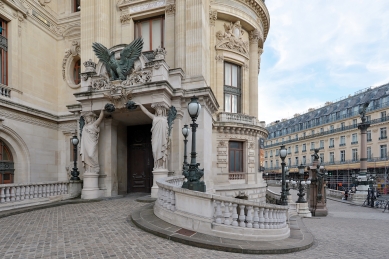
xmin=258 ymin=0 xmax=389 ymax=124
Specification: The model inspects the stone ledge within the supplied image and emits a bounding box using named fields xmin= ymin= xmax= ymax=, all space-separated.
xmin=130 ymin=203 xmax=314 ymax=254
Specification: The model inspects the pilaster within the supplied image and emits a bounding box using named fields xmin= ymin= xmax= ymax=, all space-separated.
xmin=175 ymin=0 xmax=186 ymax=71
xmin=209 ymin=8 xmax=217 ymax=95
xmin=81 ymin=0 xmax=95 ymax=71
xmin=165 ymin=2 xmax=175 ymax=68
xmin=249 ymin=29 xmax=260 ymax=118
xmin=215 ymin=52 xmax=224 ymax=112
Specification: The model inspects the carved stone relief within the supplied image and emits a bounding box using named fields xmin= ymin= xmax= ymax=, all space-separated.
xmin=120 ymin=14 xmax=131 ymax=24
xmin=38 ymin=0 xmax=51 ymax=6
xmin=215 ymin=21 xmax=249 ymax=58
xmin=209 ymin=9 xmax=217 ymax=25
xmin=215 ymin=54 xmax=224 ymax=62
xmin=165 ymin=4 xmax=175 ymax=15
xmin=103 ymin=85 xmax=133 ymax=109
xmin=62 ymin=41 xmax=81 ymax=89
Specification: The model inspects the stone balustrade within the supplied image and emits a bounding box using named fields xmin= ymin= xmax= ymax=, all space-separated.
xmin=0 ymin=84 xmax=11 ymax=98
xmin=218 ymin=112 xmax=258 ymax=126
xmin=0 ymin=181 xmax=82 ymax=211
xmin=326 ymin=188 xmax=354 ymax=201
xmin=156 ymin=176 xmax=290 ymax=241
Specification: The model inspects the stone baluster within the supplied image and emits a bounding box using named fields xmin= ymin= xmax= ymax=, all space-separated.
xmin=246 ymin=206 xmax=253 ymax=228
xmin=29 ymin=185 xmax=34 ymax=199
xmin=15 ymin=186 xmax=20 ymax=201
xmin=269 ymin=209 xmax=274 ymax=229
xmin=159 ymin=188 xmax=164 ymax=206
xmin=57 ymin=183 xmax=60 ymax=195
xmin=38 ymin=184 xmax=42 ymax=198
xmin=24 ymin=186 xmax=29 ymax=199
xmin=274 ymin=210 xmax=279 ymax=229
xmin=223 ymin=202 xmax=231 ymax=225
xmin=166 ymin=189 xmax=172 ymax=210
xmin=20 ymin=186 xmax=25 ymax=200
xmin=282 ymin=210 xmax=287 ymax=228
xmin=5 ymin=187 xmax=10 ymax=202
xmin=215 ymin=200 xmax=223 ymax=224
xmin=231 ymin=203 xmax=238 ymax=226
xmin=33 ymin=184 xmax=38 ymax=198
xmin=50 ymin=184 xmax=54 ymax=196
xmin=170 ymin=190 xmax=176 ymax=211
xmin=53 ymin=184 xmax=57 ymax=196
xmin=253 ymin=207 xmax=259 ymax=229
xmin=238 ymin=204 xmax=246 ymax=227
xmin=0 ymin=187 xmax=4 ymax=203
xmin=259 ymin=208 xmax=265 ymax=229
xmin=264 ymin=208 xmax=269 ymax=229
xmin=59 ymin=183 xmax=63 ymax=195
xmin=10 ymin=187 xmax=15 ymax=201
xmin=41 ymin=184 xmax=46 ymax=197
xmin=64 ymin=183 xmax=68 ymax=194
xmin=163 ymin=189 xmax=169 ymax=208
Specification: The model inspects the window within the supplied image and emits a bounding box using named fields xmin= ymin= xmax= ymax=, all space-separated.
xmin=265 ymin=151 xmax=268 ymax=158
xmin=295 ymin=145 xmax=299 ymax=153
xmin=367 ymin=130 xmax=372 ymax=141
xmin=0 ymin=140 xmax=14 ymax=184
xmin=310 ymin=142 xmax=315 ymax=150
xmin=330 ymin=152 xmax=334 ymax=163
xmin=352 ymin=133 xmax=358 ymax=144
xmin=367 ymin=147 xmax=372 ymax=160
xmin=320 ymin=128 xmax=324 ymax=133
xmin=320 ymin=153 xmax=324 ymax=163
xmin=352 ymin=149 xmax=358 ymax=161
xmin=381 ymin=111 xmax=386 ymax=119
xmin=380 ymin=145 xmax=387 ymax=159
xmin=73 ymin=59 xmax=81 ymax=85
xmin=0 ymin=18 xmax=8 ymax=85
xmin=330 ymin=125 xmax=334 ymax=132
xmin=320 ymin=140 xmax=324 ymax=149
xmin=311 ymin=130 xmax=315 ymax=135
xmin=380 ymin=127 xmax=387 ymax=139
xmin=302 ymin=156 xmax=306 ymax=165
xmin=341 ymin=122 xmax=345 ymax=129
xmin=270 ymin=160 xmax=273 ymax=168
xmin=270 ymin=150 xmax=273 ymax=157
xmin=302 ymin=144 xmax=306 ymax=152
xmin=73 ymin=0 xmax=80 ymax=12
xmin=340 ymin=150 xmax=346 ymax=162
xmin=135 ymin=16 xmax=165 ymax=51
xmin=276 ymin=149 xmax=279 ymax=156
xmin=276 ymin=160 xmax=279 ymax=168
xmin=287 ymin=147 xmax=291 ymax=154
xmin=329 ymin=138 xmax=334 ymax=148
xmin=295 ymin=157 xmax=299 ymax=166
xmin=352 ymin=119 xmax=357 ymax=127
xmin=229 ymin=141 xmax=243 ymax=172
xmin=288 ymin=158 xmax=291 ymax=167
xmin=366 ymin=115 xmax=371 ymax=122
xmin=340 ymin=136 xmax=345 ymax=146
xmin=224 ymin=62 xmax=241 ymax=113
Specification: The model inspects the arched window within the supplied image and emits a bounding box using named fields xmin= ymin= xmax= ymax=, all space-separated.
xmin=73 ymin=59 xmax=81 ymax=85
xmin=0 ymin=140 xmax=14 ymax=184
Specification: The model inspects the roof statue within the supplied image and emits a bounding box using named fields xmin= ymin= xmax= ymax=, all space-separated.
xmin=92 ymin=38 xmax=143 ymax=81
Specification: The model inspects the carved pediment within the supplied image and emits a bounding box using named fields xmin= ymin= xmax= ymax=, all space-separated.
xmin=215 ymin=21 xmax=249 ymax=58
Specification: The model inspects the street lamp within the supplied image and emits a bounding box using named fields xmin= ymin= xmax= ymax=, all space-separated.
xmin=182 ymin=125 xmax=190 ymax=172
xmin=297 ymin=164 xmax=306 ymax=203
xmin=182 ymin=96 xmax=206 ymax=192
xmin=70 ymin=135 xmax=80 ymax=180
xmin=285 ymin=166 xmax=291 ymax=196
xmin=279 ymin=145 xmax=288 ymax=205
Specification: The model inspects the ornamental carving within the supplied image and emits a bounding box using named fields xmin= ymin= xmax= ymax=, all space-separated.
xmin=209 ymin=9 xmax=217 ymax=25
xmin=120 ymin=14 xmax=131 ymax=24
xmin=62 ymin=41 xmax=81 ymax=88
xmin=91 ymin=77 xmax=114 ymax=90
xmin=38 ymin=0 xmax=51 ymax=6
xmin=249 ymin=29 xmax=260 ymax=43
xmin=165 ymin=4 xmax=175 ymax=15
xmin=122 ymin=70 xmax=152 ymax=86
xmin=103 ymin=85 xmax=133 ymax=109
xmin=215 ymin=54 xmax=224 ymax=62
xmin=215 ymin=21 xmax=249 ymax=58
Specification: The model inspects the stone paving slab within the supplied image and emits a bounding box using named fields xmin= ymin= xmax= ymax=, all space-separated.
xmin=130 ymin=203 xmax=314 ymax=254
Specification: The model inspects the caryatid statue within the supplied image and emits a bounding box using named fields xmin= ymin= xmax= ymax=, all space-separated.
xmin=136 ymin=102 xmax=176 ymax=170
xmin=80 ymin=109 xmax=104 ymax=173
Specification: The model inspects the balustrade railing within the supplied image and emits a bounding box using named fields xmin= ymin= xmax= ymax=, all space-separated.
xmin=218 ymin=112 xmax=258 ymax=126
xmin=0 ymin=84 xmax=11 ymax=98
xmin=228 ymin=173 xmax=246 ymax=180
xmin=0 ymin=182 xmax=70 ymax=204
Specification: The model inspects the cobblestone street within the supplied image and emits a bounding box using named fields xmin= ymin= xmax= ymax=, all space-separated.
xmin=0 ymin=194 xmax=388 ymax=259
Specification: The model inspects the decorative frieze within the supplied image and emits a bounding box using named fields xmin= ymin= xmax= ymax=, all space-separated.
xmin=165 ymin=4 xmax=175 ymax=15
xmin=120 ymin=14 xmax=131 ymax=24
xmin=209 ymin=9 xmax=217 ymax=26
xmin=215 ymin=21 xmax=249 ymax=58
xmin=122 ymin=70 xmax=152 ymax=86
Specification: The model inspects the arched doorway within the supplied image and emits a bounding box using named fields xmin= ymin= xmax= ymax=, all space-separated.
xmin=0 ymin=139 xmax=14 ymax=184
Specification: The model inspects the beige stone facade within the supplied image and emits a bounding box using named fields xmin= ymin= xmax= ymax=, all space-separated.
xmin=264 ymin=84 xmax=389 ymax=193
xmin=0 ymin=0 xmax=269 ymax=200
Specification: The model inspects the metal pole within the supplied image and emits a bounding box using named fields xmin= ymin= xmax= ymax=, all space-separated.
xmin=281 ymin=161 xmax=287 ymax=205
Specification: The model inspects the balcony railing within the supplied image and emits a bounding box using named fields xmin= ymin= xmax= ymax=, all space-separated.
xmin=0 ymin=84 xmax=11 ymax=98
xmin=351 ymin=141 xmax=358 ymax=145
xmin=218 ymin=112 xmax=258 ymax=126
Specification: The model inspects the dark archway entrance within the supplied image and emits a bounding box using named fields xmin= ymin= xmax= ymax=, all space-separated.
xmin=127 ymin=124 xmax=153 ymax=193
xmin=0 ymin=139 xmax=14 ymax=184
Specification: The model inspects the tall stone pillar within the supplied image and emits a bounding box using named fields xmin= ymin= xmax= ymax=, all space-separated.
xmin=249 ymin=30 xmax=260 ymax=118
xmin=175 ymin=0 xmax=186 ymax=71
xmin=95 ymin=0 xmax=111 ymax=47
xmin=209 ymin=9 xmax=217 ymax=93
xmin=357 ymin=122 xmax=370 ymax=192
xmin=165 ymin=2 xmax=175 ymax=68
xmin=81 ymin=0 xmax=95 ymax=71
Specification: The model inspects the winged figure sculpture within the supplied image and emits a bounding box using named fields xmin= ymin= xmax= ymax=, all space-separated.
xmin=92 ymin=38 xmax=143 ymax=81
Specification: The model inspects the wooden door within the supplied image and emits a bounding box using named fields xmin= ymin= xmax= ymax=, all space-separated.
xmin=127 ymin=124 xmax=153 ymax=193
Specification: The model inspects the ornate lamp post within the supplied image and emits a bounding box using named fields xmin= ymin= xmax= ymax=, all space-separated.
xmin=279 ymin=145 xmax=288 ymax=205
xmin=285 ymin=166 xmax=291 ymax=196
xmin=356 ymin=101 xmax=371 ymax=191
xmin=182 ymin=96 xmax=206 ymax=192
xmin=70 ymin=135 xmax=80 ymax=180
xmin=182 ymin=125 xmax=190 ymax=172
xmin=297 ymin=164 xmax=306 ymax=203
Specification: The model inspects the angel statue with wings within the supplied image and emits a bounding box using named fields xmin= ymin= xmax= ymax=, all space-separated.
xmin=92 ymin=38 xmax=143 ymax=81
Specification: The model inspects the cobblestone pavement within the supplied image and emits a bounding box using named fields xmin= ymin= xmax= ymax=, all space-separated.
xmin=1 ymin=193 xmax=389 ymax=259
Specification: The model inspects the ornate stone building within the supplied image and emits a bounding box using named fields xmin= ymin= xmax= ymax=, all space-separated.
xmin=0 ymin=0 xmax=269 ymax=201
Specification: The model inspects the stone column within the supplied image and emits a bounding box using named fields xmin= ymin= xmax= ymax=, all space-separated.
xmin=165 ymin=3 xmax=175 ymax=68
xmin=175 ymin=0 xmax=186 ymax=71
xmin=249 ymin=30 xmax=260 ymax=118
xmin=209 ymin=9 xmax=217 ymax=94
xmin=95 ymin=0 xmax=111 ymax=47
xmin=357 ymin=123 xmax=370 ymax=192
xmin=215 ymin=53 xmax=224 ymax=112
xmin=81 ymin=0 xmax=95 ymax=71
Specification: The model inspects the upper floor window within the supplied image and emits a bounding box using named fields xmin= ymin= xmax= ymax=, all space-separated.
xmin=341 ymin=122 xmax=345 ymax=129
xmin=367 ymin=130 xmax=372 ymax=141
xmin=340 ymin=150 xmax=346 ymax=162
xmin=329 ymin=138 xmax=334 ymax=147
xmin=380 ymin=144 xmax=387 ymax=159
xmin=352 ymin=119 xmax=357 ymax=127
xmin=73 ymin=59 xmax=81 ymax=85
xmin=302 ymin=144 xmax=306 ymax=152
xmin=352 ymin=133 xmax=358 ymax=143
xmin=330 ymin=152 xmax=334 ymax=163
xmin=380 ymin=127 xmax=387 ymax=139
xmin=320 ymin=140 xmax=324 ymax=148
xmin=73 ymin=0 xmax=80 ymax=12
xmin=381 ymin=111 xmax=386 ymax=119
xmin=340 ymin=136 xmax=345 ymax=145
xmin=224 ymin=62 xmax=241 ymax=113
xmin=320 ymin=153 xmax=324 ymax=163
xmin=135 ymin=16 xmax=165 ymax=51
xmin=310 ymin=142 xmax=315 ymax=150
xmin=367 ymin=147 xmax=372 ymax=160
xmin=229 ymin=141 xmax=243 ymax=172
xmin=0 ymin=18 xmax=8 ymax=85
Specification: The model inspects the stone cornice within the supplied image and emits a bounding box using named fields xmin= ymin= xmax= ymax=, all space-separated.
xmin=236 ymin=0 xmax=270 ymax=39
xmin=213 ymin=121 xmax=268 ymax=138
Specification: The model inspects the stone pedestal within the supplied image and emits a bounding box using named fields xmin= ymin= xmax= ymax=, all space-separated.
xmin=151 ymin=169 xmax=169 ymax=198
xmin=81 ymin=173 xmax=103 ymax=199
xmin=297 ymin=202 xmax=312 ymax=218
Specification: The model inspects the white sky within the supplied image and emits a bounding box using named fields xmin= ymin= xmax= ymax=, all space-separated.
xmin=258 ymin=0 xmax=389 ymax=124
